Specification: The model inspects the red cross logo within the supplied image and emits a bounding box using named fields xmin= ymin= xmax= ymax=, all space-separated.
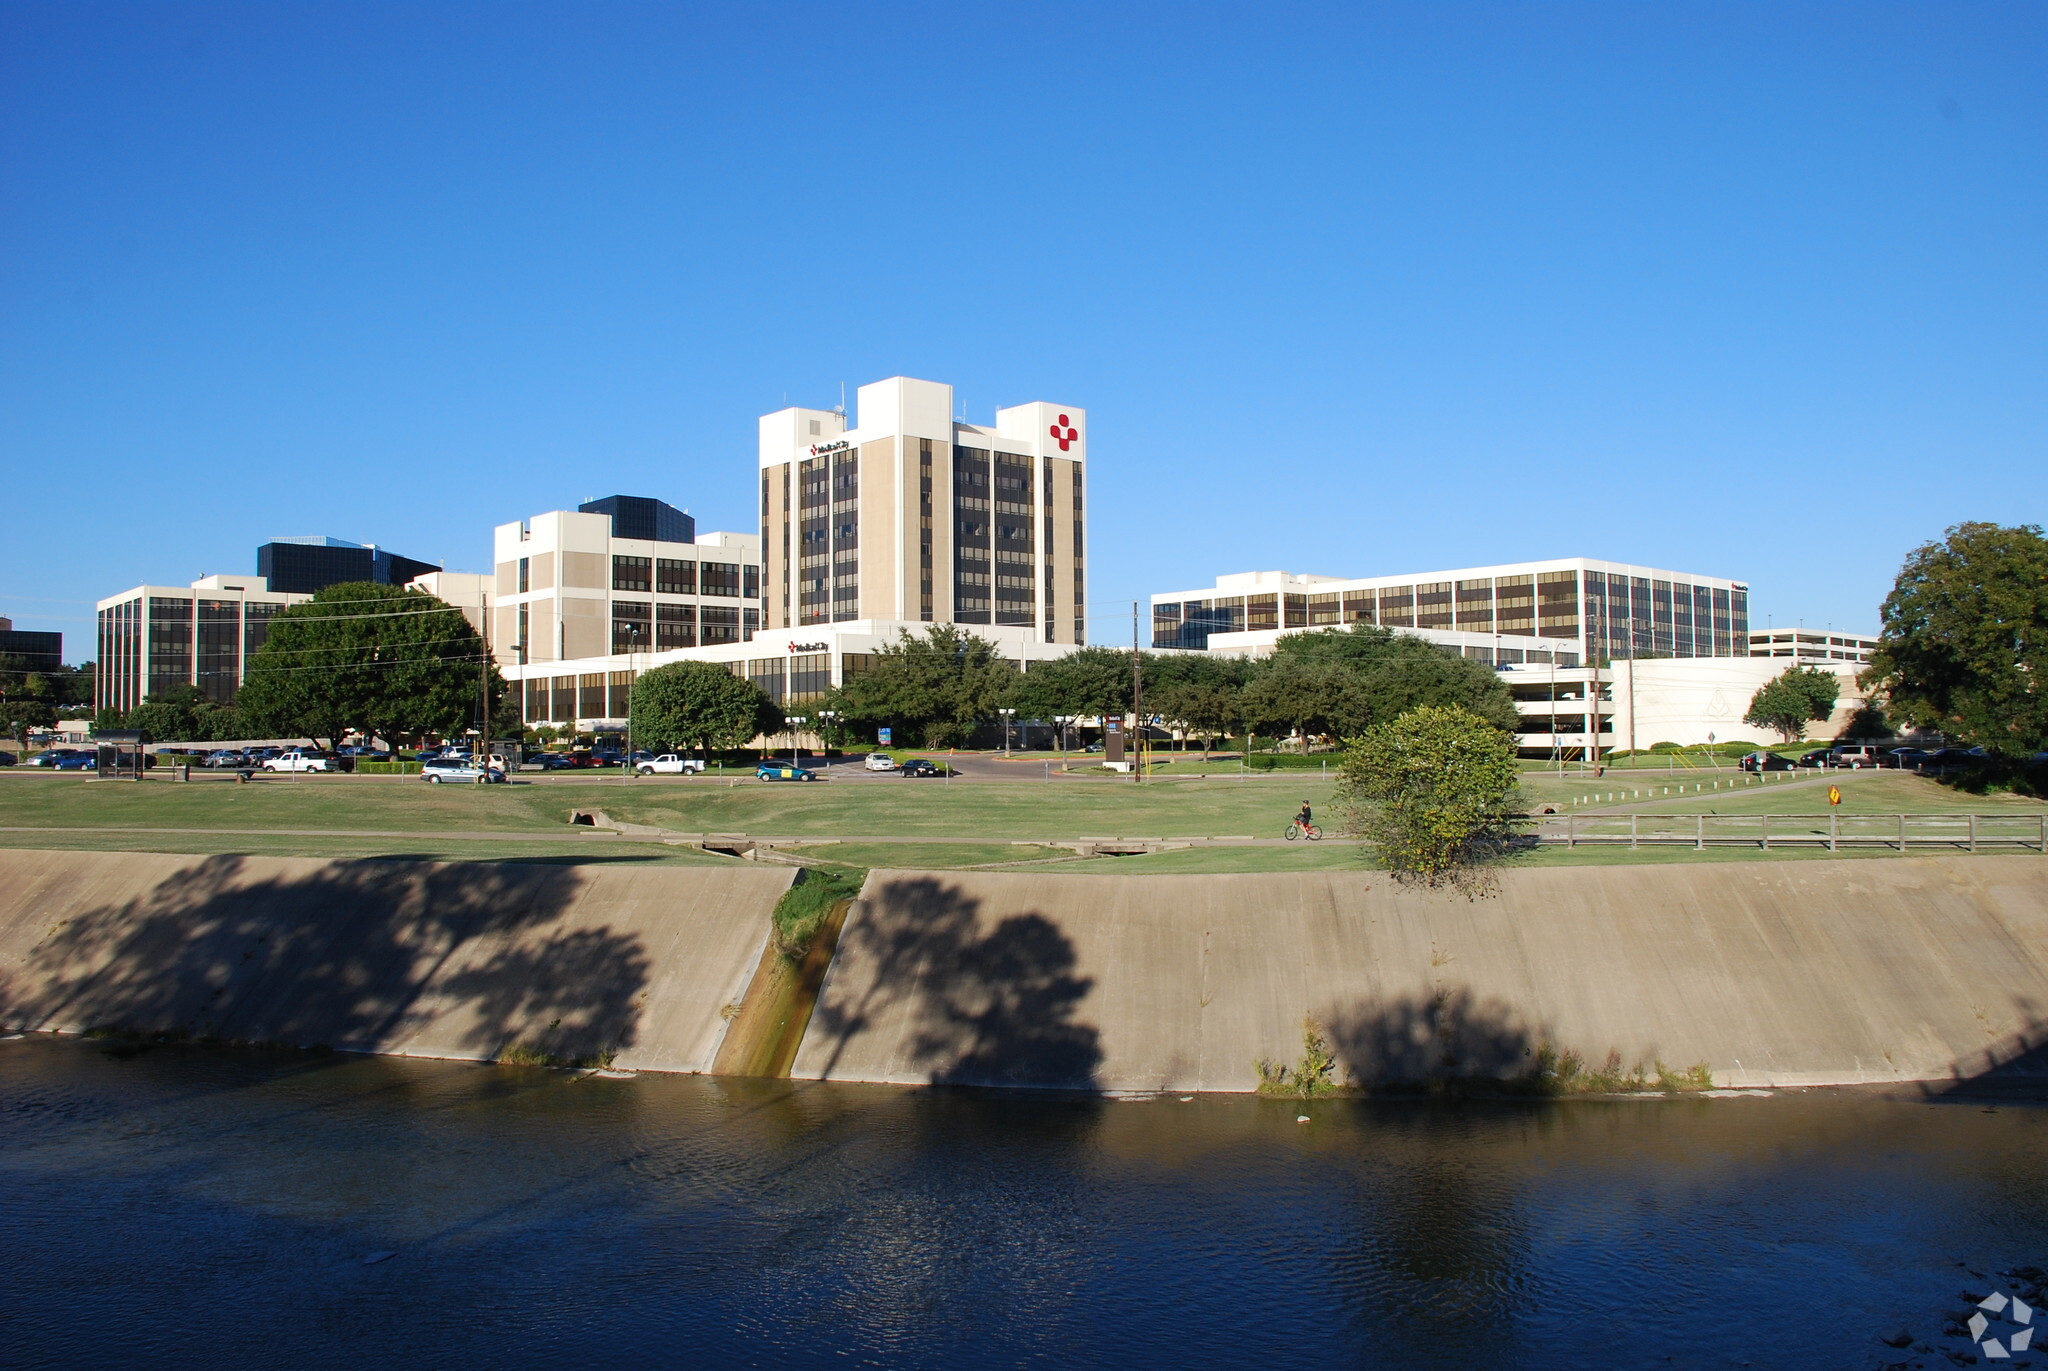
xmin=1048 ymin=414 xmax=1078 ymax=451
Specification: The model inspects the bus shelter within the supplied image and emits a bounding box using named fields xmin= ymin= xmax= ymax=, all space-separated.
xmin=95 ymin=729 xmax=148 ymax=780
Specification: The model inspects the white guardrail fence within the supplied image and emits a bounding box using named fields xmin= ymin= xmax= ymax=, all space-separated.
xmin=1540 ymin=812 xmax=2048 ymax=852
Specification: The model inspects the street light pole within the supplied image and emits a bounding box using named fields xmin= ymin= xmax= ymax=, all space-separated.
xmin=998 ymin=707 xmax=1016 ymax=757
xmin=817 ymin=709 xmax=839 ymax=760
xmin=787 ymin=715 xmax=807 ymax=768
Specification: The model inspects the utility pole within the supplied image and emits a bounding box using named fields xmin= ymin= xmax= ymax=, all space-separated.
xmin=478 ymin=590 xmax=491 ymax=773
xmin=1131 ymin=600 xmax=1143 ymax=783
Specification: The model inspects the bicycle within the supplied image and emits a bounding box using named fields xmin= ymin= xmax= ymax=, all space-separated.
xmin=1284 ymin=821 xmax=1323 ymax=841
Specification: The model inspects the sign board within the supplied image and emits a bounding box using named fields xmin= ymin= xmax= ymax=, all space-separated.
xmin=1104 ymin=716 xmax=1125 ymax=765
xmin=878 ymin=727 xmax=892 ymax=745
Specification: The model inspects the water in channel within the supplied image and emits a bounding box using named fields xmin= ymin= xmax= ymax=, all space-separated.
xmin=2 ymin=1035 xmax=2043 ymax=1370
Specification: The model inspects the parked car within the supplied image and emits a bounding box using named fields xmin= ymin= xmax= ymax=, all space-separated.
xmin=1924 ymin=747 xmax=1986 ymax=769
xmin=755 ymin=762 xmax=817 ymax=782
xmin=636 ymin=754 xmax=707 ymax=776
xmin=898 ymin=758 xmax=947 ymax=778
xmin=420 ymin=756 xmax=506 ymax=784
xmin=863 ymin=752 xmax=898 ymax=771
xmin=27 ymin=748 xmax=80 ymax=768
xmin=264 ymin=749 xmax=332 ymax=773
xmin=1738 ymin=751 xmax=1794 ymax=773
xmin=530 ymin=752 xmax=578 ymax=771
xmin=52 ymin=752 xmax=97 ymax=771
xmin=1831 ymin=745 xmax=1883 ymax=769
xmin=202 ymin=749 xmax=245 ymax=769
xmin=1796 ymin=749 xmax=1834 ymax=769
xmin=1886 ymin=748 xmax=1935 ymax=770
xmin=0 ymin=751 xmax=15 ymax=767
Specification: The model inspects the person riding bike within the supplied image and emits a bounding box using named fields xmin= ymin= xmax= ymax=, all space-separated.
xmin=1295 ymin=801 xmax=1312 ymax=830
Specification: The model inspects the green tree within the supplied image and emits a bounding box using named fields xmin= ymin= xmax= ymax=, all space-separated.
xmin=1007 ymin=645 xmax=1134 ymax=724
xmin=1268 ymin=625 xmax=1521 ymax=734
xmin=1862 ymin=522 xmax=2048 ymax=759
xmin=1241 ymin=655 xmax=1371 ymax=752
xmin=1742 ymin=666 xmax=1839 ymax=744
xmin=1337 ymin=704 xmax=1522 ymax=885
xmin=237 ymin=583 xmax=503 ymax=750
xmin=3 ymin=699 xmax=57 ymax=749
xmin=836 ymin=625 xmax=1019 ymax=747
xmin=629 ymin=660 xmax=783 ymax=751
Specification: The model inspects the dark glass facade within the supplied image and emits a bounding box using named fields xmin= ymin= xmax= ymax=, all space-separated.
xmin=578 ymin=495 xmax=695 ymax=545
xmin=256 ymin=542 xmax=439 ymax=595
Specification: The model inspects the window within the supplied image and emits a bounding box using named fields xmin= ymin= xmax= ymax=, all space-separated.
xmin=148 ymin=595 xmax=193 ymax=698
xmin=1247 ymin=594 xmax=1278 ymax=631
xmin=197 ymin=600 xmax=239 ymax=703
xmin=611 ymin=555 xmax=651 ymax=592
xmin=748 ymin=657 xmax=784 ymax=703
xmin=609 ymin=670 xmax=633 ymax=719
xmin=744 ymin=565 xmax=760 ymax=599
xmin=1378 ymin=585 xmax=1415 ymax=627
xmin=701 ymin=605 xmax=740 ymax=643
xmin=656 ymin=558 xmax=695 ymax=595
xmin=701 ymin=562 xmax=741 ymax=597
xmin=656 ymin=602 xmax=695 ymax=649
xmin=518 ymin=557 xmax=530 ymax=593
xmin=1307 ymin=592 xmax=1341 ymax=626
xmin=611 ymin=600 xmax=651 ymax=654
xmin=579 ymin=673 xmax=606 ymax=720
xmin=789 ymin=653 xmax=831 ymax=703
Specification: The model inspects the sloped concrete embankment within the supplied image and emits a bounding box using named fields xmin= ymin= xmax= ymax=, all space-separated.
xmin=0 ymin=849 xmax=792 ymax=1072
xmin=790 ymin=857 xmax=2048 ymax=1093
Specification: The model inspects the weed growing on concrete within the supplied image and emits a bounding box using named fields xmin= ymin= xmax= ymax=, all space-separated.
xmin=1527 ymin=1046 xmax=1715 ymax=1095
xmin=772 ymin=867 xmax=865 ymax=960
xmin=1257 ymin=1017 xmax=1340 ymax=1098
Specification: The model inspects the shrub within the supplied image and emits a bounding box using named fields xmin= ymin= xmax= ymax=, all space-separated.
xmin=770 ymin=867 xmax=864 ymax=960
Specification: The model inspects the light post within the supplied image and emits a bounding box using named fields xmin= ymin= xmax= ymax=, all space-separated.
xmin=998 ymin=707 xmax=1016 ymax=757
xmin=624 ymin=623 xmax=642 ymax=775
xmin=816 ymin=709 xmax=840 ymax=760
xmin=786 ymin=715 xmax=808 ymax=768
xmin=1054 ymin=715 xmax=1074 ymax=768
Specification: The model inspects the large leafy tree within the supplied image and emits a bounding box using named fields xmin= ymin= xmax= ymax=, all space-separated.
xmin=1862 ymin=522 xmax=2048 ymax=759
xmin=1007 ymin=645 xmax=1134 ymax=724
xmin=237 ymin=583 xmax=502 ymax=750
xmin=630 ymin=660 xmax=783 ymax=751
xmin=1241 ymin=655 xmax=1371 ymax=752
xmin=1742 ymin=666 xmax=1839 ymax=744
xmin=834 ymin=625 xmax=1019 ymax=747
xmin=1266 ymin=625 xmax=1521 ymax=734
xmin=1337 ymin=704 xmax=1522 ymax=885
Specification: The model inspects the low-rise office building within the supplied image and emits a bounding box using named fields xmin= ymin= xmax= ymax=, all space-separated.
xmin=501 ymin=618 xmax=1071 ymax=730
xmin=95 ymin=575 xmax=309 ymax=714
xmin=1152 ymin=560 xmax=1749 ymax=665
xmin=490 ymin=495 xmax=764 ymax=672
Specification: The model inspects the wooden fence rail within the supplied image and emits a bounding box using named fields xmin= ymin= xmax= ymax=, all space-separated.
xmin=1542 ymin=813 xmax=2048 ymax=853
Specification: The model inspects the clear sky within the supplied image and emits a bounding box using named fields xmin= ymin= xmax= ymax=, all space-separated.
xmin=3 ymin=3 xmax=2043 ymax=659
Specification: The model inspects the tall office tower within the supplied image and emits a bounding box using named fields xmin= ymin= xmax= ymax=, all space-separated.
xmin=758 ymin=377 xmax=1087 ymax=643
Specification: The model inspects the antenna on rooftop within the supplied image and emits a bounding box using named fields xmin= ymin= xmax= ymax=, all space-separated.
xmin=833 ymin=382 xmax=846 ymax=421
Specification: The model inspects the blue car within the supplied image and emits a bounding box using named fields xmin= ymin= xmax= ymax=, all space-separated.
xmin=755 ymin=762 xmax=817 ymax=782
xmin=52 ymin=753 xmax=97 ymax=771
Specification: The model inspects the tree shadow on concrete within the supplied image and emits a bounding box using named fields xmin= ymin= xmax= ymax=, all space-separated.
xmin=808 ymin=876 xmax=1102 ymax=1090
xmin=0 ymin=854 xmax=650 ymax=1066
xmin=1929 ymin=998 xmax=2048 ymax=1101
xmin=1324 ymin=987 xmax=1543 ymax=1091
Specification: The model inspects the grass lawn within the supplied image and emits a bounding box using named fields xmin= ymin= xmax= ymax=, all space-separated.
xmin=780 ymin=841 xmax=1074 ymax=871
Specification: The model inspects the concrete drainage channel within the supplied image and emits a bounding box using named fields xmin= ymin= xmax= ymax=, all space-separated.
xmin=566 ymin=811 xmax=1255 ymax=865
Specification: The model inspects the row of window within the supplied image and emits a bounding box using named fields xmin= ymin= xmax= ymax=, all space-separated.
xmin=608 ymin=555 xmax=752 ymax=597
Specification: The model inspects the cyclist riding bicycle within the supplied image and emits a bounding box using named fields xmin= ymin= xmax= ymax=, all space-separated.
xmin=1295 ymin=801 xmax=1312 ymax=830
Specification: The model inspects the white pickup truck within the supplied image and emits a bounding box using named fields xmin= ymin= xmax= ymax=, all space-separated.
xmin=635 ymin=754 xmax=707 ymax=776
xmin=263 ymin=749 xmax=331 ymax=773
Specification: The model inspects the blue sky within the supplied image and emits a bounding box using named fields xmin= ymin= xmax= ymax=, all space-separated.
xmin=3 ymin=2 xmax=2043 ymax=659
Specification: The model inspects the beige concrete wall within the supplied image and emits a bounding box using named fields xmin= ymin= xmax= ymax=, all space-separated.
xmin=792 ymin=858 xmax=2048 ymax=1093
xmin=0 ymin=850 xmax=792 ymax=1074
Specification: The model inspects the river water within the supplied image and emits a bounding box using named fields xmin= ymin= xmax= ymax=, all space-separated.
xmin=2 ymin=1036 xmax=2043 ymax=1370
